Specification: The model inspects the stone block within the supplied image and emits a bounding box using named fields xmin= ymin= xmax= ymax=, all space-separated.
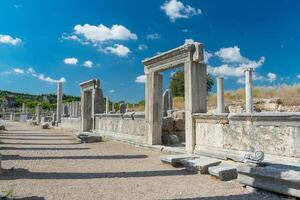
xmin=162 ymin=133 xmax=179 ymax=145
xmin=162 ymin=117 xmax=174 ymax=132
xmin=180 ymin=156 xmax=222 ymax=174
xmin=160 ymin=154 xmax=198 ymax=167
xmin=208 ymin=164 xmax=237 ymax=181
xmin=237 ymin=164 xmax=300 ymax=198
xmin=0 ymin=125 xmax=5 ymax=130
xmin=174 ymin=118 xmax=184 ymax=131
xmin=77 ymin=134 xmax=102 ymax=143
xmin=41 ymin=122 xmax=50 ymax=129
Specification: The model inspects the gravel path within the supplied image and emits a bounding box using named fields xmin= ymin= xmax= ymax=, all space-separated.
xmin=0 ymin=122 xmax=288 ymax=200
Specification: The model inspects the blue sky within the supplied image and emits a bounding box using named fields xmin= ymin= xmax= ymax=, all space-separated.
xmin=0 ymin=0 xmax=300 ymax=102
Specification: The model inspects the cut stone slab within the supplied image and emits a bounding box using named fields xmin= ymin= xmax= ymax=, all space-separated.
xmin=208 ymin=164 xmax=238 ymax=181
xmin=160 ymin=154 xmax=198 ymax=167
xmin=237 ymin=164 xmax=300 ymax=198
xmin=180 ymin=157 xmax=222 ymax=174
xmin=77 ymin=134 xmax=102 ymax=143
xmin=0 ymin=125 xmax=5 ymax=130
xmin=41 ymin=122 xmax=50 ymax=129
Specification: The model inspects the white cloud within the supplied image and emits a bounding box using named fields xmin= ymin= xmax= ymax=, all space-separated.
xmin=135 ymin=75 xmax=146 ymax=83
xmin=12 ymin=68 xmax=25 ymax=75
xmin=61 ymin=33 xmax=80 ymax=42
xmin=267 ymin=72 xmax=277 ymax=82
xmin=146 ymin=33 xmax=160 ymax=40
xmin=161 ymin=0 xmax=202 ymax=22
xmin=182 ymin=29 xmax=189 ymax=33
xmin=208 ymin=64 xmax=245 ymax=77
xmin=83 ymin=60 xmax=93 ymax=68
xmin=215 ymin=46 xmax=247 ymax=63
xmin=74 ymin=24 xmax=137 ymax=43
xmin=64 ymin=57 xmax=78 ymax=65
xmin=109 ymin=89 xmax=115 ymax=93
xmin=204 ymin=50 xmax=213 ymax=63
xmin=208 ymin=46 xmax=265 ymax=78
xmin=26 ymin=67 xmax=66 ymax=83
xmin=0 ymin=34 xmax=22 ymax=46
xmin=138 ymin=44 xmax=148 ymax=51
xmin=103 ymin=44 xmax=130 ymax=57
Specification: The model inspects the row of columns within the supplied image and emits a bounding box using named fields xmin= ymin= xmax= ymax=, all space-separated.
xmin=62 ymin=101 xmax=81 ymax=118
xmin=216 ymin=68 xmax=253 ymax=114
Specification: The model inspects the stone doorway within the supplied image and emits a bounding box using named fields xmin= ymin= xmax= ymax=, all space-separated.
xmin=79 ymin=79 xmax=104 ymax=133
xmin=142 ymin=42 xmax=207 ymax=152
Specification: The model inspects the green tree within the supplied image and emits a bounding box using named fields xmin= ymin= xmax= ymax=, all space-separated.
xmin=169 ymin=71 xmax=214 ymax=97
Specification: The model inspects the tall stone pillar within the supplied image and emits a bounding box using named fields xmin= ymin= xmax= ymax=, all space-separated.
xmin=112 ymin=103 xmax=115 ymax=112
xmin=217 ymin=77 xmax=225 ymax=113
xmin=22 ymin=103 xmax=26 ymax=113
xmin=106 ymin=97 xmax=109 ymax=113
xmin=145 ymin=71 xmax=163 ymax=145
xmin=36 ymin=105 xmax=41 ymax=124
xmin=56 ymin=81 xmax=63 ymax=123
xmin=184 ymin=57 xmax=207 ymax=152
xmin=245 ymin=68 xmax=253 ymax=113
xmin=162 ymin=89 xmax=173 ymax=116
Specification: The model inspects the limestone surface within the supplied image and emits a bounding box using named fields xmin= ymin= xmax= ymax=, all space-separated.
xmin=180 ymin=157 xmax=222 ymax=174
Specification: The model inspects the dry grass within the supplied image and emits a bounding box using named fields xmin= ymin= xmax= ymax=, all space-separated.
xmin=132 ymin=84 xmax=300 ymax=111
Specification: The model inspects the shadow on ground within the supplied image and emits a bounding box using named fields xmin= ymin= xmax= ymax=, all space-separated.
xmin=2 ymin=154 xmax=148 ymax=160
xmin=0 ymin=168 xmax=192 ymax=180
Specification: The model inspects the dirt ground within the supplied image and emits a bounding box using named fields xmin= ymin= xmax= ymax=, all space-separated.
xmin=0 ymin=122 xmax=288 ymax=200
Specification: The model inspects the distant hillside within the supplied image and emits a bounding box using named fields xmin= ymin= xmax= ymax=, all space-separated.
xmin=0 ymin=90 xmax=80 ymax=110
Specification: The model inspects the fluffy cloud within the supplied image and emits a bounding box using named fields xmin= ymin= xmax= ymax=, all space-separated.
xmin=146 ymin=33 xmax=160 ymax=40
xmin=109 ymin=89 xmax=115 ymax=93
xmin=74 ymin=24 xmax=137 ymax=43
xmin=64 ymin=57 xmax=78 ymax=65
xmin=215 ymin=46 xmax=247 ymax=63
xmin=103 ymin=44 xmax=130 ymax=57
xmin=83 ymin=60 xmax=93 ymax=68
xmin=161 ymin=0 xmax=202 ymax=22
xmin=208 ymin=46 xmax=265 ymax=78
xmin=138 ymin=44 xmax=148 ymax=51
xmin=135 ymin=75 xmax=146 ymax=83
xmin=2 ymin=67 xmax=66 ymax=83
xmin=267 ymin=72 xmax=277 ymax=82
xmin=0 ymin=34 xmax=22 ymax=46
xmin=12 ymin=68 xmax=25 ymax=75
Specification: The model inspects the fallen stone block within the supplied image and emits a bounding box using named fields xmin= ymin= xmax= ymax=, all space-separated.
xmin=77 ymin=134 xmax=102 ymax=143
xmin=237 ymin=164 xmax=300 ymax=198
xmin=162 ymin=133 xmax=179 ymax=145
xmin=208 ymin=164 xmax=238 ymax=181
xmin=41 ymin=122 xmax=50 ymax=129
xmin=0 ymin=125 xmax=5 ymax=130
xmin=180 ymin=157 xmax=222 ymax=174
xmin=160 ymin=154 xmax=198 ymax=167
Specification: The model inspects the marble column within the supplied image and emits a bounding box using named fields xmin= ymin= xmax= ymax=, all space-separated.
xmin=217 ymin=77 xmax=225 ymax=113
xmin=36 ymin=105 xmax=41 ymax=124
xmin=245 ymin=68 xmax=253 ymax=113
xmin=56 ymin=81 xmax=63 ymax=123
xmin=106 ymin=96 xmax=109 ymax=113
xmin=162 ymin=89 xmax=173 ymax=117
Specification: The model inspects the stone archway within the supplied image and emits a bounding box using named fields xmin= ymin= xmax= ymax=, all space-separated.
xmin=142 ymin=42 xmax=207 ymax=152
xmin=79 ymin=79 xmax=104 ymax=133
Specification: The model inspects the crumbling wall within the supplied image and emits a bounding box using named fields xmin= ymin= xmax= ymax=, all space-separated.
xmin=94 ymin=112 xmax=147 ymax=144
xmin=194 ymin=113 xmax=300 ymax=159
xmin=60 ymin=117 xmax=80 ymax=130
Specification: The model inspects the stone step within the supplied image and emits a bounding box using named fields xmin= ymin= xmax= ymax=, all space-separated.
xmin=180 ymin=156 xmax=222 ymax=174
xmin=160 ymin=154 xmax=198 ymax=167
xmin=237 ymin=164 xmax=300 ymax=198
xmin=77 ymin=134 xmax=102 ymax=143
xmin=208 ymin=164 xmax=238 ymax=181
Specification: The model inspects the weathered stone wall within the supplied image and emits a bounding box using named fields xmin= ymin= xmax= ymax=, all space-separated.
xmin=194 ymin=113 xmax=300 ymax=160
xmin=94 ymin=112 xmax=147 ymax=144
xmin=60 ymin=117 xmax=80 ymax=130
